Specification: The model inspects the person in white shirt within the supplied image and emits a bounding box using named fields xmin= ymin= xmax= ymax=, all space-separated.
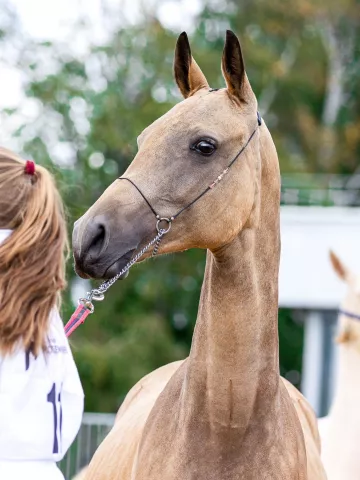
xmin=0 ymin=148 xmax=84 ymax=480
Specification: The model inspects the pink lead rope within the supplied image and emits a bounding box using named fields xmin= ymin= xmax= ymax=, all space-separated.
xmin=64 ymin=304 xmax=93 ymax=338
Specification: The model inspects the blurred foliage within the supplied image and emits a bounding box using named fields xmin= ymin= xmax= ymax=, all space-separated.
xmin=1 ymin=0 xmax=359 ymax=412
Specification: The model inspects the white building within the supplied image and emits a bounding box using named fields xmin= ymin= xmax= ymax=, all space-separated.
xmin=279 ymin=204 xmax=360 ymax=416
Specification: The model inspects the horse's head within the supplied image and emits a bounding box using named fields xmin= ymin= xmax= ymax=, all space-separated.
xmin=330 ymin=250 xmax=360 ymax=346
xmin=73 ymin=31 xmax=263 ymax=279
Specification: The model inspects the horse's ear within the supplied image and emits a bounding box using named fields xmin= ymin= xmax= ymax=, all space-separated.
xmin=329 ymin=250 xmax=350 ymax=282
xmin=221 ymin=30 xmax=249 ymax=102
xmin=174 ymin=32 xmax=209 ymax=99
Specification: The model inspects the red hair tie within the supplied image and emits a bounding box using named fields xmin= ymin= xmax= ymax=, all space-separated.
xmin=24 ymin=160 xmax=36 ymax=175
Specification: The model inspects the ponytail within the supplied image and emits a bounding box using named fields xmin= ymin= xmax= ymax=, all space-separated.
xmin=0 ymin=148 xmax=68 ymax=355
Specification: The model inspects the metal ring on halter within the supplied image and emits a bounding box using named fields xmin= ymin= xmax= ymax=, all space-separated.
xmin=89 ymin=289 xmax=105 ymax=302
xmin=79 ymin=298 xmax=95 ymax=313
xmin=156 ymin=217 xmax=172 ymax=234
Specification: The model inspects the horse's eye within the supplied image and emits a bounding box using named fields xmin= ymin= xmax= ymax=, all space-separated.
xmin=192 ymin=140 xmax=216 ymax=156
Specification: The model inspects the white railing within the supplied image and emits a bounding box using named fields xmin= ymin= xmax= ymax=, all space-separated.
xmin=281 ymin=173 xmax=360 ymax=206
xmin=58 ymin=413 xmax=116 ymax=479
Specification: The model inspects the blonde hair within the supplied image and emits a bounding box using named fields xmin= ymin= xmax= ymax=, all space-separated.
xmin=0 ymin=147 xmax=68 ymax=355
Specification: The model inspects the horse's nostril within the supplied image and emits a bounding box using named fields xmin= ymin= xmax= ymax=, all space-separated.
xmin=92 ymin=224 xmax=106 ymax=252
xmin=84 ymin=219 xmax=108 ymax=260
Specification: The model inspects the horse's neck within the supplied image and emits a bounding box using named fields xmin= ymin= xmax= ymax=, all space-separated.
xmin=321 ymin=341 xmax=360 ymax=476
xmin=329 ymin=342 xmax=360 ymax=422
xmin=182 ymin=128 xmax=282 ymax=433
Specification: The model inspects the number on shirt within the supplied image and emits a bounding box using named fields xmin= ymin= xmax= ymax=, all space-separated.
xmin=47 ymin=383 xmax=63 ymax=454
xmin=25 ymin=349 xmax=31 ymax=370
xmin=25 ymin=352 xmax=63 ymax=454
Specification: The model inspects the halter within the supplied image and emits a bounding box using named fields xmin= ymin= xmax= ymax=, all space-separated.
xmin=65 ymin=97 xmax=262 ymax=337
xmin=338 ymin=309 xmax=360 ymax=322
xmin=118 ymin=110 xmax=262 ymax=254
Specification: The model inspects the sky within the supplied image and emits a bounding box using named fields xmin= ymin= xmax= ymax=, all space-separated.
xmin=5 ymin=0 xmax=202 ymax=43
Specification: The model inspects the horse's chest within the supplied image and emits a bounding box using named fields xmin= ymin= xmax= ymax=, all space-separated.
xmin=134 ymin=413 xmax=306 ymax=480
xmin=133 ymin=368 xmax=307 ymax=480
xmin=134 ymin=443 xmax=305 ymax=480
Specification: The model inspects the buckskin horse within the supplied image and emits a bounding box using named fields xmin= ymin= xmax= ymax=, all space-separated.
xmin=72 ymin=31 xmax=326 ymax=480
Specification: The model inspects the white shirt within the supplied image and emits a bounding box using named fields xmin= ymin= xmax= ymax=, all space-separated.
xmin=0 ymin=309 xmax=84 ymax=463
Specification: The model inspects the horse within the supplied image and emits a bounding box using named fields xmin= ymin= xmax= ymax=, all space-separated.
xmin=72 ymin=30 xmax=326 ymax=480
xmin=318 ymin=250 xmax=360 ymax=479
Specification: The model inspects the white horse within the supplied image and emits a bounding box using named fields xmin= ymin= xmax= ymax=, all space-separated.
xmin=318 ymin=250 xmax=360 ymax=480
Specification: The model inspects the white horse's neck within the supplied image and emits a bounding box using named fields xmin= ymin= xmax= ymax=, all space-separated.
xmin=320 ymin=335 xmax=360 ymax=480
xmin=329 ymin=342 xmax=360 ymax=421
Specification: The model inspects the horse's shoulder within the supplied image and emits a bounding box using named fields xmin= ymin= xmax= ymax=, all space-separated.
xmin=281 ymin=377 xmax=321 ymax=450
xmin=116 ymin=359 xmax=185 ymax=422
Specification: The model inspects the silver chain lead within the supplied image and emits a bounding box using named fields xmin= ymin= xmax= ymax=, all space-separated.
xmin=152 ymin=236 xmax=163 ymax=257
xmin=85 ymin=229 xmax=167 ymax=304
xmin=80 ymin=217 xmax=173 ymax=309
